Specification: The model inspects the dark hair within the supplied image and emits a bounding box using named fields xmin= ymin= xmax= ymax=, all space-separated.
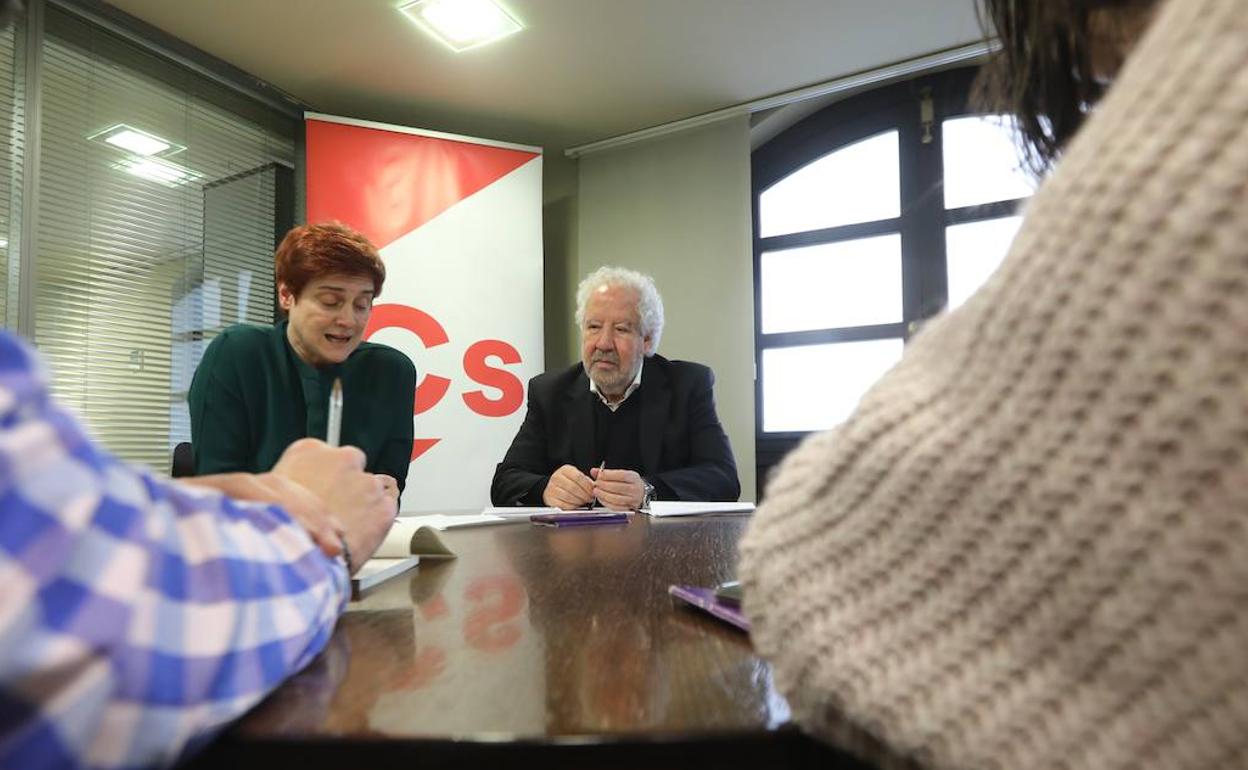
xmin=974 ymin=0 xmax=1153 ymax=174
xmin=274 ymin=222 xmax=385 ymax=302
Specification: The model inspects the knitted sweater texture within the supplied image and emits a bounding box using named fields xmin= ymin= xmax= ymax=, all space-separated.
xmin=739 ymin=0 xmax=1248 ymax=768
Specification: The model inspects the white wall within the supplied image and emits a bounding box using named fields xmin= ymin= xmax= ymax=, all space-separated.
xmin=576 ymin=116 xmax=756 ymax=500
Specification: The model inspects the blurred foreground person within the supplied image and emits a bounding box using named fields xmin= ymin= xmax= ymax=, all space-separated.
xmin=741 ymin=0 xmax=1248 ymax=768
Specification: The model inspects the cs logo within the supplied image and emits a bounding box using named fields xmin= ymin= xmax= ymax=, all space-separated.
xmin=364 ymin=304 xmax=524 ymax=460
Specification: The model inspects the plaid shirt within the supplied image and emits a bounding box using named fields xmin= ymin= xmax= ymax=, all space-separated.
xmin=0 ymin=332 xmax=349 ymax=769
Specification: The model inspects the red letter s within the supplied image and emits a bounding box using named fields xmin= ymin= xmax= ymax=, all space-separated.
xmin=462 ymin=340 xmax=523 ymax=418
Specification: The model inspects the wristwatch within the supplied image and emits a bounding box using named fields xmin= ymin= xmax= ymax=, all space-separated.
xmin=641 ymin=479 xmax=656 ymax=511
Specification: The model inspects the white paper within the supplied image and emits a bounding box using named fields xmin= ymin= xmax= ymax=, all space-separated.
xmin=373 ymin=514 xmax=531 ymax=557
xmin=481 ymin=506 xmax=561 ymax=519
xmin=645 ymin=501 xmax=756 ymax=518
xmin=406 ymin=513 xmax=531 ymax=531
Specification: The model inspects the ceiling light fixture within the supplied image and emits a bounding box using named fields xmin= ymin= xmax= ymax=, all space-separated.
xmin=113 ymin=157 xmax=202 ymax=187
xmin=399 ymin=0 xmax=523 ymax=52
xmin=87 ymin=124 xmax=185 ymax=157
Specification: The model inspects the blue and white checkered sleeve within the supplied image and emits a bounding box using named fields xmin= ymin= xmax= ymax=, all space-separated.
xmin=0 ymin=332 xmax=350 ymax=770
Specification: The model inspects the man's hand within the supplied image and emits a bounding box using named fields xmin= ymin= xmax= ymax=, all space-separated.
xmin=253 ymin=473 xmax=343 ymax=557
xmin=542 ymin=464 xmax=596 ymax=509
xmin=272 ymin=438 xmax=396 ymax=573
xmin=591 ymin=467 xmax=645 ymax=511
xmin=179 ymin=471 xmax=343 ymax=559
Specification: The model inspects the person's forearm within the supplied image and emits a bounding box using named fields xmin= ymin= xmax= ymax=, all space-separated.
xmin=180 ymin=472 xmax=278 ymax=504
xmin=155 ymin=484 xmax=349 ymax=765
xmin=0 ymin=332 xmax=349 ymax=770
xmin=179 ymin=472 xmax=346 ymax=562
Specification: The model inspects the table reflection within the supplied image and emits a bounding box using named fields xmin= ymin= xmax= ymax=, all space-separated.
xmin=235 ymin=515 xmax=788 ymax=742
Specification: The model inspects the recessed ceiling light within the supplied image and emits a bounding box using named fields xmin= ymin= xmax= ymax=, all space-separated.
xmin=113 ymin=157 xmax=201 ymax=187
xmin=87 ymin=124 xmax=185 ymax=157
xmin=399 ymin=0 xmax=523 ymax=52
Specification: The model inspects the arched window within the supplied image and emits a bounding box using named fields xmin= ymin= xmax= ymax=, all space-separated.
xmin=752 ymin=67 xmax=1036 ymax=493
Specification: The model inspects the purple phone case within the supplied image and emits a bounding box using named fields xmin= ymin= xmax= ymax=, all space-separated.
xmin=531 ymin=511 xmax=630 ymax=527
xmin=668 ymin=585 xmax=751 ymax=632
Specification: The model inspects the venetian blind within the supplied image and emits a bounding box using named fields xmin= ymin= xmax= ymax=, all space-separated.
xmin=35 ymin=7 xmax=294 ymax=472
xmin=0 ymin=20 xmax=21 ymax=326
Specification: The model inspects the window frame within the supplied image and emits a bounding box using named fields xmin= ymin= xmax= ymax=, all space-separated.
xmin=751 ymin=67 xmax=1031 ymax=494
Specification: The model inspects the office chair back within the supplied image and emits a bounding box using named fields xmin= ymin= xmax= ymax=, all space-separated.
xmin=172 ymin=442 xmax=194 ymax=478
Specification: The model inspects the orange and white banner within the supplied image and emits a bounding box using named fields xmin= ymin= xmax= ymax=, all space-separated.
xmin=306 ymin=113 xmax=543 ymax=511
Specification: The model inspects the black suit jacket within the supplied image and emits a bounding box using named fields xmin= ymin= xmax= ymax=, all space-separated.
xmin=490 ymin=355 xmax=740 ymax=505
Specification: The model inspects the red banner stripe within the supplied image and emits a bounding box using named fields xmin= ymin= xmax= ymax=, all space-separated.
xmin=306 ymin=119 xmax=538 ymax=250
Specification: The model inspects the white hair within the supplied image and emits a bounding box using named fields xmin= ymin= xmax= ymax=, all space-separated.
xmin=574 ymin=265 xmax=665 ymax=355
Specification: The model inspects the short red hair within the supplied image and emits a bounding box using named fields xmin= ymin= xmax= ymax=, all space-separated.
xmin=274 ymin=222 xmax=385 ymax=301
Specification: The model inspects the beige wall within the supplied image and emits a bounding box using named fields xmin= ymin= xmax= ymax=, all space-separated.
xmin=542 ymin=152 xmax=580 ymax=371
xmin=574 ymin=116 xmax=756 ymax=500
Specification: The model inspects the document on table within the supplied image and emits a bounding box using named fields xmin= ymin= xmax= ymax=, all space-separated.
xmin=351 ymin=516 xmax=462 ymax=600
xmin=372 ymin=517 xmax=457 ymax=558
xmin=480 ymin=506 xmax=561 ymax=519
xmin=402 ymin=509 xmax=553 ymax=531
xmin=644 ymin=501 xmax=756 ymax=518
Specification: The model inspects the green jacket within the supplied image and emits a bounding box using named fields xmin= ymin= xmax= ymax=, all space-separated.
xmin=188 ymin=321 xmax=417 ymax=492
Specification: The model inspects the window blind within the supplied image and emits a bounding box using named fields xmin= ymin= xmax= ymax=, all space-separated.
xmin=0 ymin=21 xmax=21 ymax=327
xmin=35 ymin=7 xmax=294 ymax=472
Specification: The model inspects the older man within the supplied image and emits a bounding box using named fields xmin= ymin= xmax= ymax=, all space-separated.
xmin=491 ymin=266 xmax=739 ymax=510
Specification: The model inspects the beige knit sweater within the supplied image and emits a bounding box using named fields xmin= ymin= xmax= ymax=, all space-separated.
xmin=738 ymin=0 xmax=1248 ymax=768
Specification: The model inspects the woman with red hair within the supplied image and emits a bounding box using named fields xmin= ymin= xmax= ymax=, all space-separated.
xmin=189 ymin=222 xmax=416 ymax=500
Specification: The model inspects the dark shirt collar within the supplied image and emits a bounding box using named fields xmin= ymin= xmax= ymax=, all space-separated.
xmin=279 ymin=319 xmax=343 ymax=384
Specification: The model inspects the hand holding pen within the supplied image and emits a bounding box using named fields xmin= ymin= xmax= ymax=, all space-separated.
xmin=326 ymin=378 xmax=343 ymax=448
xmin=590 ymin=465 xmax=647 ymax=511
xmin=327 ymin=377 xmax=399 ymax=505
xmin=541 ymin=462 xmax=597 ymax=510
xmin=583 ymin=461 xmax=606 ymax=509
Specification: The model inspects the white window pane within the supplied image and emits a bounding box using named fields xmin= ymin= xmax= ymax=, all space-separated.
xmin=762 ymin=339 xmax=903 ymax=432
xmin=943 ymin=115 xmax=1037 ymax=209
xmin=759 ymin=130 xmax=899 ymax=237
xmin=761 ymin=233 xmax=902 ymax=333
xmin=945 ymin=216 xmax=1023 ymax=310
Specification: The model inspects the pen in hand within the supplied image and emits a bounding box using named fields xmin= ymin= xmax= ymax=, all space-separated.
xmin=327 ymin=377 xmax=343 ymax=448
xmin=586 ymin=460 xmax=605 ymax=509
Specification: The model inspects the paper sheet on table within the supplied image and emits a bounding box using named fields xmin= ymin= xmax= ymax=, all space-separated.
xmin=480 ymin=506 xmax=561 ymax=519
xmin=644 ymin=501 xmax=756 ymax=518
xmin=405 ymin=512 xmax=535 ymax=532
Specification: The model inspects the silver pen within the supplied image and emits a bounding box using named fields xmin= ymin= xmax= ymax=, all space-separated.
xmin=327 ymin=377 xmax=343 ymax=447
xmin=585 ymin=460 xmax=605 ymax=509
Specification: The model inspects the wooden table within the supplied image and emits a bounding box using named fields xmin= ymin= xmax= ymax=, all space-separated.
xmin=183 ymin=513 xmax=869 ymax=769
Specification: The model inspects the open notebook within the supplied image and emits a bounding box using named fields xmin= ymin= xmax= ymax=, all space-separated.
xmin=350 ymin=517 xmax=458 ymax=599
